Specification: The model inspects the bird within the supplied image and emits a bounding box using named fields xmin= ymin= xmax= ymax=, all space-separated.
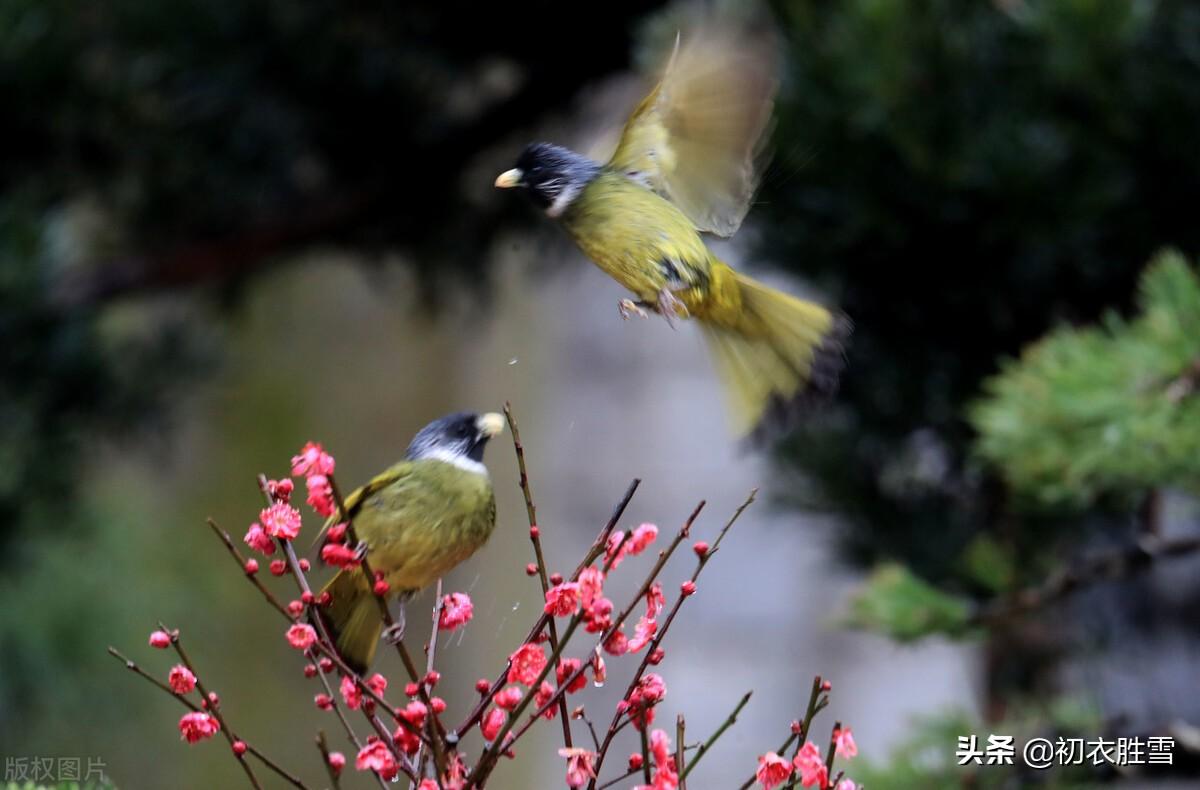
xmin=495 ymin=22 xmax=848 ymax=439
xmin=316 ymin=411 xmax=503 ymax=673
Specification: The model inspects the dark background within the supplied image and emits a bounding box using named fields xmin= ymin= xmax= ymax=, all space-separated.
xmin=4 ymin=0 xmax=1199 ymax=787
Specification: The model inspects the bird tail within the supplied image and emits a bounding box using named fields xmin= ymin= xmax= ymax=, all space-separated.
xmin=317 ymin=569 xmax=381 ymax=675
xmin=699 ymin=266 xmax=849 ymax=439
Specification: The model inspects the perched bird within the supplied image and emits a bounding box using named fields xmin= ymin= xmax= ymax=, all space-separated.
xmin=495 ymin=23 xmax=848 ymax=438
xmin=316 ymin=412 xmax=503 ymax=673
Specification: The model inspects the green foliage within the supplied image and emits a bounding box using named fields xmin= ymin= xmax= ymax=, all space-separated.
xmin=972 ymin=250 xmax=1200 ymax=508
xmin=760 ymin=0 xmax=1200 ymax=580
xmin=852 ymin=700 xmax=1101 ymax=789
xmin=845 ymin=563 xmax=974 ymax=641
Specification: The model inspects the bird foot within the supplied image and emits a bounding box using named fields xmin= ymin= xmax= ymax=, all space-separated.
xmin=656 ymin=289 xmax=688 ymax=330
xmin=382 ymin=618 xmax=406 ymax=645
xmin=618 ymin=299 xmax=649 ymax=320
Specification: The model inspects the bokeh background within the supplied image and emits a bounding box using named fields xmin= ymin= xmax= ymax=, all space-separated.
xmin=4 ymin=0 xmax=1200 ymax=787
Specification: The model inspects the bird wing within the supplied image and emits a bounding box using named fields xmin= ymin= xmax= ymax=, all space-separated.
xmin=308 ymin=461 xmax=412 ymax=553
xmin=606 ymin=23 xmax=778 ymax=238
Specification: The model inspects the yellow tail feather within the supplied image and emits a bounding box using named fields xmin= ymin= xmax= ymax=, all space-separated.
xmin=701 ymin=268 xmax=849 ymax=438
xmin=317 ymin=569 xmax=381 ymax=675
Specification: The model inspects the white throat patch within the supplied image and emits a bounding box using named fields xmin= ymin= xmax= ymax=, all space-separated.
xmin=546 ymin=182 xmax=584 ymax=218
xmin=423 ymin=447 xmax=489 ymax=476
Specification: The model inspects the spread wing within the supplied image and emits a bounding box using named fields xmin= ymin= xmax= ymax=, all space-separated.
xmin=607 ymin=23 xmax=778 ymax=237
xmin=308 ymin=462 xmax=411 ymax=553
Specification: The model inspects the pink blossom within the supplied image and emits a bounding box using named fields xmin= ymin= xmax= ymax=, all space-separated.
xmin=168 ymin=665 xmax=196 ymax=695
xmin=340 ymin=675 xmax=362 ymax=709
xmin=627 ymin=616 xmax=658 ymax=652
xmin=650 ymin=729 xmax=671 ymax=766
xmin=692 ymin=540 xmax=709 ymax=558
xmin=366 ymin=672 xmax=388 ymax=697
xmin=355 ymin=737 xmax=398 ymax=780
xmin=267 ymin=478 xmax=294 ymax=503
xmin=321 ymin=543 xmax=359 ymax=568
xmin=629 ymin=523 xmax=658 ymax=553
xmin=605 ymin=530 xmax=628 ymax=568
xmin=481 ymin=706 xmax=505 ymax=741
xmin=543 ymin=582 xmax=581 ymax=617
xmin=603 ymin=628 xmax=629 ymax=656
xmin=534 ymin=681 xmax=557 ymax=719
xmin=681 ymin=580 xmax=696 ymax=596
xmin=836 ymin=781 xmax=857 ymax=790
xmin=793 ymin=742 xmax=828 ymax=789
xmin=418 ymin=781 xmax=438 ymax=790
xmin=439 ymin=592 xmax=474 ymax=631
xmin=507 ymin=643 xmax=547 ymax=686
xmin=259 ymin=503 xmax=302 ymax=541
xmin=756 ymin=752 xmax=793 ymax=789
xmin=286 ymin=623 xmax=317 ymax=650
xmin=558 ymin=747 xmax=598 ymax=788
xmin=583 ymin=596 xmax=614 ymax=633
xmin=148 ymin=630 xmax=172 ymax=649
xmin=292 ymin=441 xmax=335 ymax=477
xmin=645 ymin=582 xmax=665 ymax=618
xmin=638 ymin=673 xmax=666 ymax=704
xmin=833 ymin=726 xmax=858 ymax=759
xmin=243 ymin=523 xmax=276 ymax=556
xmin=556 ymin=658 xmax=586 ymax=694
xmin=178 ymin=712 xmax=220 ymax=744
xmin=494 ymin=686 xmax=523 ymax=710
xmin=328 ymin=751 xmax=345 ymax=774
xmin=578 ymin=566 xmax=605 ymax=606
xmin=591 ymin=651 xmax=607 ymax=686
xmin=306 ymin=474 xmax=336 ymax=517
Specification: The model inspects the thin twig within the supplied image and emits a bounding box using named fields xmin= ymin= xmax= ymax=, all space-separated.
xmin=504 ymin=402 xmax=574 ymax=747
xmin=316 ymin=731 xmax=343 ymax=790
xmin=676 ymin=715 xmax=687 ymax=790
xmin=107 ymin=647 xmax=307 ymax=788
xmin=451 ymin=478 xmax=640 ymax=738
xmin=639 ymin=727 xmax=652 ymax=784
xmin=680 ymin=691 xmax=752 ymax=780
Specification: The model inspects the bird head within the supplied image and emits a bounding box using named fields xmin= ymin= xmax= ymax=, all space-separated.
xmin=406 ymin=412 xmax=505 ymax=470
xmin=495 ymin=143 xmax=600 ymax=217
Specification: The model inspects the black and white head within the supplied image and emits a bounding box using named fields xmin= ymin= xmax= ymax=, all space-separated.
xmin=405 ymin=411 xmax=504 ymax=474
xmin=494 ymin=143 xmax=601 ymax=217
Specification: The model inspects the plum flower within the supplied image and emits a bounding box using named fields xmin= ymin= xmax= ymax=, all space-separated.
xmin=507 ymin=643 xmax=547 ymax=686
xmin=260 ymin=503 xmax=302 ymax=541
xmin=179 ymin=711 xmax=220 ymax=744
xmin=627 ymin=615 xmax=658 ymax=652
xmin=578 ymin=566 xmax=605 ymax=606
xmin=242 ymin=523 xmax=276 ymax=556
xmin=534 ymin=680 xmax=557 ymax=719
xmin=366 ymin=672 xmax=388 ymax=697
xmin=286 ymin=623 xmax=317 ymax=650
xmin=793 ymin=742 xmax=828 ymax=789
xmin=305 ymin=474 xmax=336 ymax=517
xmin=556 ymin=658 xmax=586 ymax=694
xmin=148 ymin=630 xmax=172 ymax=649
xmin=591 ymin=649 xmax=607 ymax=686
xmin=645 ymin=582 xmax=665 ymax=618
xmin=756 ymin=752 xmax=793 ymax=789
xmin=650 ymin=729 xmax=671 ymax=766
xmin=494 ymin=686 xmax=523 ymax=710
xmin=833 ymin=726 xmax=858 ymax=759
xmin=629 ymin=523 xmax=658 ymax=553
xmin=836 ymin=781 xmax=857 ymax=790
xmin=292 ymin=441 xmax=335 ymax=477
xmin=168 ymin=665 xmax=196 ymax=695
xmin=559 ymin=747 xmax=598 ymax=788
xmin=321 ymin=543 xmax=358 ymax=568
xmin=355 ymin=737 xmax=398 ymax=780
xmin=439 ymin=592 xmax=474 ymax=631
xmin=481 ymin=707 xmax=505 ymax=741
xmin=544 ymin=582 xmax=581 ymax=617
xmin=603 ymin=628 xmax=629 ymax=656
xmin=340 ymin=675 xmax=362 ymax=709
xmin=583 ymin=596 xmax=613 ymax=633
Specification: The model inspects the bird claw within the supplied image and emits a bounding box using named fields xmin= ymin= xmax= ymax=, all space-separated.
xmin=382 ymin=618 xmax=406 ymax=645
xmin=618 ymin=299 xmax=649 ymax=320
xmin=657 ymin=289 xmax=688 ymax=330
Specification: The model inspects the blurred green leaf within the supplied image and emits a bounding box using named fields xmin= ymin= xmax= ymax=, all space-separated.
xmin=845 ymin=563 xmax=974 ymax=641
xmin=972 ymin=249 xmax=1200 ymax=508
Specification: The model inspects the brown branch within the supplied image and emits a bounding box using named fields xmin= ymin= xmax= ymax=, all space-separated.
xmin=503 ymin=402 xmax=574 ymax=747
xmin=450 ymin=478 xmax=641 ymax=738
xmin=972 ymin=534 xmax=1200 ymax=626
xmin=107 ymin=647 xmax=307 ymax=788
xmin=675 ymin=715 xmax=687 ymax=790
xmin=316 ymin=731 xmax=343 ymax=790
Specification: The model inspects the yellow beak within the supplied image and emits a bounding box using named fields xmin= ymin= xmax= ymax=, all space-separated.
xmin=494 ymin=168 xmax=523 ymax=189
xmin=476 ymin=412 xmax=505 ymax=438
